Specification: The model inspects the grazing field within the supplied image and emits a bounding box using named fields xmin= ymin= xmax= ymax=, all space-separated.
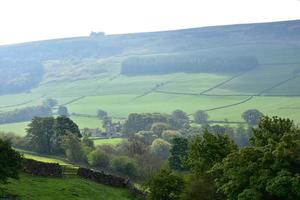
xmin=16 ymin=149 xmax=72 ymax=166
xmin=0 ymin=121 xmax=29 ymax=136
xmin=92 ymin=138 xmax=125 ymax=146
xmin=0 ymin=20 xmax=300 ymax=131
xmin=3 ymin=173 xmax=136 ymax=200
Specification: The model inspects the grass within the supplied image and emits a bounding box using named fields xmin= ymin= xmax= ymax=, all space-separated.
xmin=92 ymin=138 xmax=125 ymax=146
xmin=16 ymin=149 xmax=72 ymax=166
xmin=2 ymin=173 xmax=137 ymax=200
xmin=0 ymin=121 xmax=29 ymax=136
xmin=1 ymin=39 xmax=300 ymax=129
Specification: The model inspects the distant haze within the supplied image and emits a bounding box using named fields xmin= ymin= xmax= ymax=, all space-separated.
xmin=0 ymin=0 xmax=300 ymax=45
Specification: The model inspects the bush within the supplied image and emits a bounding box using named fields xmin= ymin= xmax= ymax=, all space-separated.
xmin=150 ymin=138 xmax=171 ymax=159
xmin=88 ymin=148 xmax=110 ymax=169
xmin=148 ymin=169 xmax=184 ymax=200
xmin=151 ymin=122 xmax=170 ymax=137
xmin=161 ymin=130 xmax=182 ymax=142
xmin=194 ymin=110 xmax=209 ymax=124
xmin=0 ymin=139 xmax=22 ymax=184
xmin=110 ymin=156 xmax=139 ymax=177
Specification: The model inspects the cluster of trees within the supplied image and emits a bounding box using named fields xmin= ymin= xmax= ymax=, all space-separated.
xmin=25 ymin=116 xmax=81 ymax=155
xmin=0 ymin=60 xmax=44 ymax=95
xmin=0 ymin=98 xmax=72 ymax=125
xmin=0 ymin=105 xmax=52 ymax=124
xmin=121 ymin=54 xmax=258 ymax=75
xmin=148 ymin=116 xmax=300 ymax=200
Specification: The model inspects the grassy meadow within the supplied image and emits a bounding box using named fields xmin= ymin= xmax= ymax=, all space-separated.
xmin=92 ymin=138 xmax=125 ymax=146
xmin=2 ymin=173 xmax=136 ymax=200
xmin=0 ymin=35 xmax=300 ymax=133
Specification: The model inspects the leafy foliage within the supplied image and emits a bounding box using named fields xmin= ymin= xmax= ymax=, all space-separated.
xmin=187 ymin=130 xmax=237 ymax=174
xmin=88 ymin=148 xmax=110 ymax=168
xmin=150 ymin=138 xmax=171 ymax=159
xmin=210 ymin=116 xmax=300 ymax=200
xmin=0 ymin=139 xmax=22 ymax=184
xmin=110 ymin=156 xmax=139 ymax=177
xmin=148 ymin=169 xmax=184 ymax=200
xmin=193 ymin=110 xmax=209 ymax=124
xmin=25 ymin=116 xmax=81 ymax=154
xmin=169 ymin=137 xmax=189 ymax=171
xmin=242 ymin=109 xmax=263 ymax=126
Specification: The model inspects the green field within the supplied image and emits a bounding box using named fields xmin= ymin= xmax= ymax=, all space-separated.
xmin=0 ymin=20 xmax=300 ymax=133
xmin=2 ymin=173 xmax=136 ymax=200
xmin=93 ymin=138 xmax=125 ymax=146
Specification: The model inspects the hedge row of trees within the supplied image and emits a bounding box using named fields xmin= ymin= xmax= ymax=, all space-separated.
xmin=121 ymin=54 xmax=258 ymax=75
xmin=0 ymin=105 xmax=52 ymax=124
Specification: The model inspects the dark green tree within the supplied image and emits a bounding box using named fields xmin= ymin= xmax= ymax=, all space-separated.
xmin=210 ymin=116 xmax=300 ymax=200
xmin=60 ymin=132 xmax=85 ymax=163
xmin=169 ymin=137 xmax=189 ymax=171
xmin=187 ymin=130 xmax=237 ymax=174
xmin=53 ymin=116 xmax=81 ymax=154
xmin=148 ymin=169 xmax=184 ymax=200
xmin=26 ymin=117 xmax=55 ymax=154
xmin=26 ymin=116 xmax=81 ymax=155
xmin=88 ymin=148 xmax=110 ymax=169
xmin=242 ymin=109 xmax=263 ymax=126
xmin=57 ymin=105 xmax=69 ymax=116
xmin=0 ymin=139 xmax=22 ymax=184
xmin=194 ymin=110 xmax=209 ymax=124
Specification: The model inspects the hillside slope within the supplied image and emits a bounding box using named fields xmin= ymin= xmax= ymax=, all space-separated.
xmin=0 ymin=20 xmax=300 ymax=134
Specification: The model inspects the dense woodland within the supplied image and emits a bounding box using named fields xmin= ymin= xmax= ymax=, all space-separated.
xmin=121 ymin=55 xmax=259 ymax=75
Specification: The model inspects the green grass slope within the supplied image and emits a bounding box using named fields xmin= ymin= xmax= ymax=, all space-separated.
xmin=3 ymin=173 xmax=137 ymax=200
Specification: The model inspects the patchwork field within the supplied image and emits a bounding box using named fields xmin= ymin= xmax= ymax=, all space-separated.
xmin=0 ymin=20 xmax=300 ymax=134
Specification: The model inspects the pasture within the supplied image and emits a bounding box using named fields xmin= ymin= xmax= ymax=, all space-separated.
xmin=3 ymin=173 xmax=136 ymax=200
xmin=92 ymin=138 xmax=125 ymax=146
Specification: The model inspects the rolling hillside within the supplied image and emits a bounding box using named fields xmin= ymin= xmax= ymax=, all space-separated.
xmin=0 ymin=20 xmax=300 ymax=135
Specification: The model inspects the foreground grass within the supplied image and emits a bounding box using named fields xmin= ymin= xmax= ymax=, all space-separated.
xmin=2 ymin=173 xmax=137 ymax=200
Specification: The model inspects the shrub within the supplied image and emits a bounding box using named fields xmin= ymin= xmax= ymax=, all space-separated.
xmin=110 ymin=156 xmax=139 ymax=177
xmin=150 ymin=138 xmax=171 ymax=159
xmin=88 ymin=148 xmax=110 ymax=169
xmin=161 ymin=130 xmax=182 ymax=142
